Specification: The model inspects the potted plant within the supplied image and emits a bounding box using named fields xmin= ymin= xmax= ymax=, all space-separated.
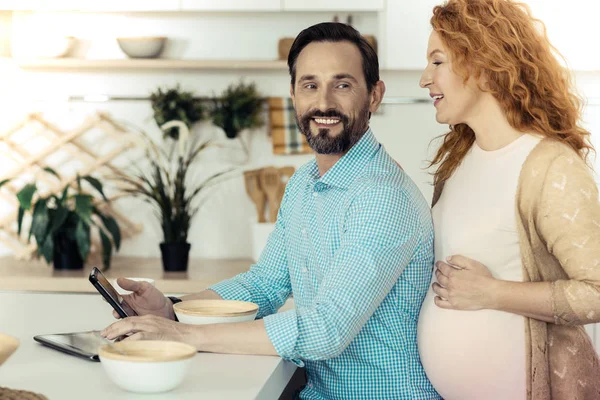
xmin=0 ymin=169 xmax=121 ymax=270
xmin=150 ymin=85 xmax=205 ymax=140
xmin=116 ymin=121 xmax=235 ymax=272
xmin=210 ymin=81 xmax=265 ymax=156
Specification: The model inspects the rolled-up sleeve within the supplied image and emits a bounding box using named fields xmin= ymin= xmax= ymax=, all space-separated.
xmin=264 ymin=185 xmax=422 ymax=362
xmin=209 ymin=194 xmax=292 ymax=318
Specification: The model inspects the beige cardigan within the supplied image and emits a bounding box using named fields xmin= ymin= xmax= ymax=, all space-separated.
xmin=432 ymin=138 xmax=600 ymax=400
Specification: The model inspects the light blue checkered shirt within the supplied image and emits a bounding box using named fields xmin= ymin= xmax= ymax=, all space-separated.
xmin=210 ymin=129 xmax=440 ymax=399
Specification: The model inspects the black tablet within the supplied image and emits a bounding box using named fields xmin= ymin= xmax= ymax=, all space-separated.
xmin=34 ymin=330 xmax=114 ymax=362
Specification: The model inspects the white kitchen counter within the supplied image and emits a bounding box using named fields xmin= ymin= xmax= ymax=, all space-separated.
xmin=0 ymin=292 xmax=296 ymax=400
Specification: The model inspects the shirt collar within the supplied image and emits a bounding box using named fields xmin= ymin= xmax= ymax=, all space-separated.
xmin=305 ymin=128 xmax=380 ymax=190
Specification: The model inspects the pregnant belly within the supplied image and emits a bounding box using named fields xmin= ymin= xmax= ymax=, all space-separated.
xmin=417 ymin=289 xmax=527 ymax=400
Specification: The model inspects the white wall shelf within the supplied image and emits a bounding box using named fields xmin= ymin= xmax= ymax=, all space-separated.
xmin=15 ymin=58 xmax=289 ymax=71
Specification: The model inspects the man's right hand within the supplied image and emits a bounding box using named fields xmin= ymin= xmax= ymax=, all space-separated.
xmin=112 ymin=277 xmax=176 ymax=320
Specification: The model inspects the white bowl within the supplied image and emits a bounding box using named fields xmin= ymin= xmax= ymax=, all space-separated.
xmin=117 ymin=37 xmax=166 ymax=59
xmin=12 ymin=36 xmax=75 ymax=58
xmin=99 ymin=340 xmax=196 ymax=393
xmin=0 ymin=333 xmax=19 ymax=367
xmin=112 ymin=277 xmax=155 ymax=296
xmin=174 ymin=300 xmax=259 ymax=325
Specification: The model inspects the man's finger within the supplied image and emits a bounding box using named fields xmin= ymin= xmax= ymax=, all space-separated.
xmin=123 ymin=332 xmax=150 ymax=342
xmin=436 ymin=261 xmax=458 ymax=277
xmin=102 ymin=317 xmax=149 ymax=340
xmin=117 ymin=277 xmax=143 ymax=293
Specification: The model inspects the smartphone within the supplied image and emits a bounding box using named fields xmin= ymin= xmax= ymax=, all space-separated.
xmin=89 ymin=267 xmax=134 ymax=318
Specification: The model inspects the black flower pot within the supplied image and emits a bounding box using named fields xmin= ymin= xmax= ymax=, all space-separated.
xmin=53 ymin=234 xmax=84 ymax=270
xmin=160 ymin=242 xmax=191 ymax=272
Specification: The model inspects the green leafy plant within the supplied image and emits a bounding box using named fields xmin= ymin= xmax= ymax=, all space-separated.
xmin=116 ymin=121 xmax=235 ymax=245
xmin=0 ymin=168 xmax=121 ymax=269
xmin=210 ymin=81 xmax=265 ymax=146
xmin=150 ymin=85 xmax=204 ymax=140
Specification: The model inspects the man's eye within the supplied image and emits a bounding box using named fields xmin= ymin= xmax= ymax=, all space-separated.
xmin=305 ymin=84 xmax=316 ymax=89
xmin=337 ymin=83 xmax=350 ymax=89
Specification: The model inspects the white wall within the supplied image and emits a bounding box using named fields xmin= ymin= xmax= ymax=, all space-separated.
xmin=0 ymin=11 xmax=598 ymax=260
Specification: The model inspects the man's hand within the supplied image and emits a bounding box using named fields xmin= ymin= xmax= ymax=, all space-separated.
xmin=101 ymin=315 xmax=199 ymax=348
xmin=113 ymin=278 xmax=175 ymax=320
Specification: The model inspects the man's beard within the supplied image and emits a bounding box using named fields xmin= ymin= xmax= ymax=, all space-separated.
xmin=295 ymin=103 xmax=370 ymax=154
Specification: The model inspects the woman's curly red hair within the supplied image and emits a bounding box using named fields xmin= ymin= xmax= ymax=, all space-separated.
xmin=428 ymin=0 xmax=594 ymax=187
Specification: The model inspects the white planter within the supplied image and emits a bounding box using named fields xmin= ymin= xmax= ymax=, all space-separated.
xmin=250 ymin=222 xmax=275 ymax=262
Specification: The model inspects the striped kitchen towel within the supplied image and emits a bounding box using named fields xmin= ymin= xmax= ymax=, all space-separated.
xmin=268 ymin=97 xmax=312 ymax=155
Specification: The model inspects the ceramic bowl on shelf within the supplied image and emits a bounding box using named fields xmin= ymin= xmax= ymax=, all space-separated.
xmin=99 ymin=340 xmax=196 ymax=393
xmin=116 ymin=36 xmax=167 ymax=59
xmin=173 ymin=299 xmax=259 ymax=325
xmin=0 ymin=333 xmax=19 ymax=367
xmin=12 ymin=36 xmax=75 ymax=58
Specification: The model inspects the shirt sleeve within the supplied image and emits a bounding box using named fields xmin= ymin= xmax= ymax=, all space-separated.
xmin=264 ymin=184 xmax=425 ymax=361
xmin=209 ymin=191 xmax=292 ymax=318
xmin=535 ymin=152 xmax=600 ymax=325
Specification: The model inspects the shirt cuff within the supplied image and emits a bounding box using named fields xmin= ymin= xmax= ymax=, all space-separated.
xmin=208 ymin=279 xmax=254 ymax=303
xmin=264 ymin=310 xmax=304 ymax=367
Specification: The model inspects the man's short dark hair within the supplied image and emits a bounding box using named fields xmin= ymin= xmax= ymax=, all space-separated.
xmin=288 ymin=22 xmax=379 ymax=93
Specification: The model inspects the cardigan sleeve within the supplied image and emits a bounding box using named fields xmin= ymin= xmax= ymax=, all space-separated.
xmin=536 ymin=151 xmax=600 ymax=325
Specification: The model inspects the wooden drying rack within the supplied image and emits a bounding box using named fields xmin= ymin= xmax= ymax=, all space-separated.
xmin=0 ymin=112 xmax=143 ymax=260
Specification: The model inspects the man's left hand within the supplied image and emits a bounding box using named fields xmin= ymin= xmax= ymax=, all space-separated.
xmin=432 ymin=255 xmax=498 ymax=311
xmin=101 ymin=315 xmax=198 ymax=348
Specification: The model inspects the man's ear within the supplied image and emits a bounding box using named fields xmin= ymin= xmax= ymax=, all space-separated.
xmin=369 ymin=80 xmax=386 ymax=114
xmin=290 ymin=84 xmax=295 ymax=107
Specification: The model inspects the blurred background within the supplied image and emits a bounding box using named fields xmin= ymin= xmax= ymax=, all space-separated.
xmin=0 ymin=0 xmax=597 ymax=263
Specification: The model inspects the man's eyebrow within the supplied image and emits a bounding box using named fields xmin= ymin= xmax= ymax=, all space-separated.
xmin=298 ymin=74 xmax=316 ymax=82
xmin=333 ymin=73 xmax=358 ymax=82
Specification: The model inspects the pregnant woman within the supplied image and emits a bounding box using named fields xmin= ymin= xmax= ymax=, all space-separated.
xmin=417 ymin=1 xmax=600 ymax=399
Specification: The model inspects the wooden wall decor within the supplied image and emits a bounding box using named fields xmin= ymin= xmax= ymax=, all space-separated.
xmin=0 ymin=112 xmax=143 ymax=260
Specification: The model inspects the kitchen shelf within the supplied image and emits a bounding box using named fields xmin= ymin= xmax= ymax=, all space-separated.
xmin=15 ymin=58 xmax=289 ymax=71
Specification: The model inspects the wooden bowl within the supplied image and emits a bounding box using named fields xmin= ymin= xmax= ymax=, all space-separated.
xmin=173 ymin=299 xmax=259 ymax=325
xmin=99 ymin=340 xmax=196 ymax=393
xmin=0 ymin=333 xmax=19 ymax=366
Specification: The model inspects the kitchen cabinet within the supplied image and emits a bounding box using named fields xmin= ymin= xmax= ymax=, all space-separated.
xmin=282 ymin=0 xmax=384 ymax=11
xmin=181 ymin=0 xmax=281 ymax=11
xmin=380 ymin=0 xmax=439 ymax=70
xmin=0 ymin=0 xmax=179 ymax=11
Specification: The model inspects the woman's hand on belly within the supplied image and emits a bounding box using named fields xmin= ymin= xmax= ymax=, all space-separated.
xmin=432 ymin=255 xmax=498 ymax=311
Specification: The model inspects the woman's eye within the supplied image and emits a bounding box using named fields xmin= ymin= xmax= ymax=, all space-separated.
xmin=433 ymin=61 xmax=442 ymax=66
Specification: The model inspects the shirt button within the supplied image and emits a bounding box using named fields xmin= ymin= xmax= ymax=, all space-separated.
xmin=302 ymin=267 xmax=308 ymax=273
xmin=313 ymin=192 xmax=318 ymax=197
xmin=301 ymin=228 xmax=307 ymax=235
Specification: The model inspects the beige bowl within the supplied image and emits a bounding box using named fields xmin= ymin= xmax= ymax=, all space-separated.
xmin=117 ymin=36 xmax=166 ymax=59
xmin=99 ymin=340 xmax=196 ymax=393
xmin=174 ymin=299 xmax=259 ymax=325
xmin=0 ymin=333 xmax=19 ymax=366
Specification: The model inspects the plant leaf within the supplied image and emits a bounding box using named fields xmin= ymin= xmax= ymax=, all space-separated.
xmin=76 ymin=174 xmax=82 ymax=192
xmin=74 ymin=217 xmax=90 ymax=262
xmin=74 ymin=194 xmax=93 ymax=222
xmin=82 ymin=175 xmax=109 ymax=202
xmin=60 ymin=185 xmax=69 ymax=203
xmin=17 ymin=206 xmax=24 ymax=236
xmin=31 ymin=197 xmax=49 ymax=249
xmin=99 ymin=228 xmax=113 ymax=270
xmin=50 ymin=206 xmax=69 ymax=234
xmin=0 ymin=179 xmax=10 ymax=189
xmin=43 ymin=167 xmax=60 ymax=179
xmin=40 ymin=235 xmax=54 ymax=264
xmin=17 ymin=183 xmax=37 ymax=210
xmin=100 ymin=213 xmax=121 ymax=251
